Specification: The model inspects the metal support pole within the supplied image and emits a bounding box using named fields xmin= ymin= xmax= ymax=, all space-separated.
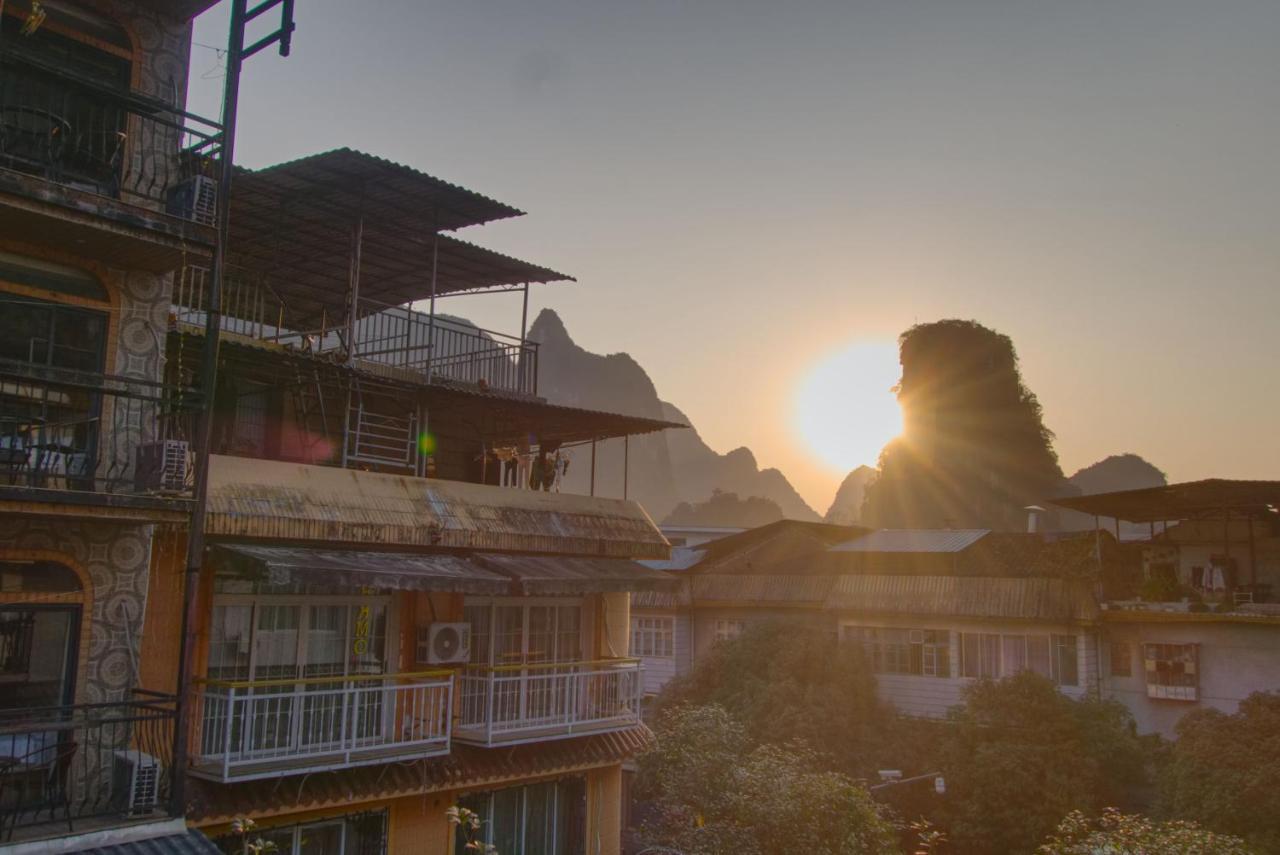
xmin=172 ymin=0 xmax=293 ymax=818
xmin=590 ymin=439 xmax=597 ymax=497
xmin=520 ymin=282 xmax=529 ymax=342
xmin=623 ymin=435 xmax=629 ymax=500
xmin=426 ymin=231 xmax=438 ymax=381
xmin=1249 ymin=512 xmax=1257 ymax=587
xmin=346 ymin=216 xmax=364 ymax=360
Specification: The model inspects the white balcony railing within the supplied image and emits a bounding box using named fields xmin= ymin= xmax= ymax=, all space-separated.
xmin=192 ymin=670 xmax=453 ymax=782
xmin=455 ymin=659 xmax=644 ymax=747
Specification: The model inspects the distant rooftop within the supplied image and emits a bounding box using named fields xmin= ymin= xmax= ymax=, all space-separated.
xmin=1049 ymin=479 xmax=1280 ymax=523
xmin=830 ymin=528 xmax=990 ymax=554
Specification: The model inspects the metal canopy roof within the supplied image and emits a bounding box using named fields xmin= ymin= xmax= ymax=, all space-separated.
xmin=210 ymin=544 xmax=512 ymax=594
xmin=227 ymin=149 xmax=573 ymax=327
xmin=1049 ymin=480 xmax=1280 ymax=523
xmin=830 ymin=529 xmax=990 ymax=554
xmin=824 ymin=575 xmax=1100 ymax=622
xmin=476 ymin=554 xmax=680 ymax=595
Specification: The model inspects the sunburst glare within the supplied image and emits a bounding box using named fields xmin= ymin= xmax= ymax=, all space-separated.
xmin=793 ymin=340 xmax=903 ymax=474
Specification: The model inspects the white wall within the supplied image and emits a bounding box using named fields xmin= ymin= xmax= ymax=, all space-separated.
xmin=837 ymin=615 xmax=1097 ymax=719
xmin=1101 ymin=619 xmax=1280 ymax=738
xmin=631 ymin=609 xmax=693 ymax=696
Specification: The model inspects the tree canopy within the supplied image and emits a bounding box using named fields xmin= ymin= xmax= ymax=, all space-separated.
xmin=1038 ymin=809 xmax=1255 ymax=855
xmin=636 ymin=704 xmax=898 ymax=855
xmin=1159 ymin=692 xmax=1280 ymax=851
xmin=861 ymin=320 xmax=1069 ymax=530
xmin=655 ymin=620 xmax=889 ymax=775
xmin=937 ymin=672 xmax=1147 ymax=854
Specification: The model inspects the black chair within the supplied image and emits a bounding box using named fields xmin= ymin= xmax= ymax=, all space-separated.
xmin=0 ymin=737 xmax=78 ymax=840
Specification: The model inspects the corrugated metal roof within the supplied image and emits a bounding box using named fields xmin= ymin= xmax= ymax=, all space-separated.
xmin=830 ymin=529 xmax=990 ymax=554
xmin=1049 ymin=479 xmax=1280 ymax=523
xmin=824 ymin=575 xmax=1099 ymax=622
xmin=690 ymin=574 xmax=836 ymax=605
xmin=187 ymin=726 xmax=652 ymax=825
xmin=228 ymin=149 xmax=572 ymax=329
xmin=82 ymin=829 xmax=221 ymax=855
xmin=211 ymin=544 xmax=512 ymax=594
xmin=631 ymin=581 xmax=693 ymax=609
xmin=639 ymin=547 xmax=706 ymax=572
xmin=204 ymin=455 xmax=670 ymax=560
xmin=476 ymin=554 xmax=678 ymax=595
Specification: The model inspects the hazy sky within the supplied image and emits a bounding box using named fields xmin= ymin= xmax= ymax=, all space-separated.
xmin=191 ymin=0 xmax=1280 ymax=514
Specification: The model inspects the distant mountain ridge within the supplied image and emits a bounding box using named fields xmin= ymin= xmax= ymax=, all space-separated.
xmin=824 ymin=465 xmax=877 ymax=525
xmin=528 ymin=309 xmax=820 ymax=522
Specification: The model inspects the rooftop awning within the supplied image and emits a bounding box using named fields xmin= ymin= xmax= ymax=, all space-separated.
xmin=210 ymin=544 xmax=512 ymax=595
xmin=1048 ymin=480 xmax=1280 ymax=523
xmin=476 ymin=554 xmax=680 ymax=595
xmin=204 ymin=455 xmax=671 ymax=560
xmin=824 ymin=575 xmax=1100 ymax=622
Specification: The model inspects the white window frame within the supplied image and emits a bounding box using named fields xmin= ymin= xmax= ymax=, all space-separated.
xmin=463 ymin=596 xmax=587 ymax=667
xmin=713 ymin=619 xmax=744 ymax=643
xmin=958 ymin=632 xmax=1079 ymax=687
xmin=842 ymin=625 xmax=951 ymax=678
xmin=1142 ymin=642 xmax=1199 ymax=701
xmin=631 ymin=616 xmax=675 ymax=659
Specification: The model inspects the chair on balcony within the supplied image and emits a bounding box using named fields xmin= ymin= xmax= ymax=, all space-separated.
xmin=0 ymin=737 xmax=78 ymax=840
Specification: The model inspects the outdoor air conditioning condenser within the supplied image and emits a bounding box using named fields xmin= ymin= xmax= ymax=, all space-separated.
xmin=417 ymin=622 xmax=471 ymax=665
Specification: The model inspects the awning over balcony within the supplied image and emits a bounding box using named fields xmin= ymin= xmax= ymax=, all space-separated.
xmin=210 ymin=544 xmax=678 ymax=595
xmin=205 ymin=455 xmax=671 ymax=560
xmin=210 ymin=544 xmax=511 ymax=594
xmin=476 ymin=554 xmax=681 ymax=595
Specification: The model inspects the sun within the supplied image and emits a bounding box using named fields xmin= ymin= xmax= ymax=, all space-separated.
xmin=793 ymin=340 xmax=903 ymax=474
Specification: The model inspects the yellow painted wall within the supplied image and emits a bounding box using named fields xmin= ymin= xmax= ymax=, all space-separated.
xmin=599 ymin=592 xmax=631 ymax=658
xmin=388 ymin=790 xmax=457 ymax=855
xmin=585 ymin=764 xmax=624 ymax=855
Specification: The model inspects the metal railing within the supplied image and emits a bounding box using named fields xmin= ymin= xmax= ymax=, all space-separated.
xmin=0 ymin=50 xmax=221 ymax=218
xmin=457 ymin=659 xmax=644 ymax=747
xmin=173 ymin=277 xmax=541 ymax=397
xmin=0 ymin=692 xmax=177 ymax=841
xmin=0 ymin=360 xmax=200 ymax=498
xmin=192 ymin=670 xmax=454 ymax=782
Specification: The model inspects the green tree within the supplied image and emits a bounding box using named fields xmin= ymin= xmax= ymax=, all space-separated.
xmin=938 ymin=672 xmax=1147 ymax=855
xmin=655 ymin=621 xmax=889 ymax=776
xmin=861 ymin=320 xmax=1069 ymax=531
xmin=1159 ymin=692 xmax=1280 ymax=851
xmin=637 ymin=704 xmax=898 ymax=855
xmin=1038 ymin=808 xmax=1255 ymax=855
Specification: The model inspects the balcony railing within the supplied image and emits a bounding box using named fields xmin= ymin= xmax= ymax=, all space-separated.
xmin=173 ymin=274 xmax=540 ymax=397
xmin=456 ymin=659 xmax=644 ymax=747
xmin=0 ymin=693 xmax=176 ymax=842
xmin=0 ymin=50 xmax=221 ymax=219
xmin=192 ymin=671 xmax=454 ymax=782
xmin=0 ymin=360 xmax=199 ymax=499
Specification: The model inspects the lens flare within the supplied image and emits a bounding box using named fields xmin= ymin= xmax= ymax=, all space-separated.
xmin=417 ymin=432 xmax=437 ymax=456
xmin=793 ymin=340 xmax=902 ymax=473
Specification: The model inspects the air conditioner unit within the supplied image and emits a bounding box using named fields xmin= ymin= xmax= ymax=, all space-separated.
xmin=417 ymin=622 xmax=471 ymax=665
xmin=166 ymin=175 xmax=217 ymax=225
xmin=134 ymin=440 xmax=190 ymax=494
xmin=112 ymin=749 xmax=162 ymax=816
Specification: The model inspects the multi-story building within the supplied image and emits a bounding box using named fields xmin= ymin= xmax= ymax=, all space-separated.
xmin=632 ymin=490 xmax=1280 ymax=741
xmin=1 ymin=4 xmax=680 ymax=853
xmin=1 ymin=0 xmax=220 ymax=850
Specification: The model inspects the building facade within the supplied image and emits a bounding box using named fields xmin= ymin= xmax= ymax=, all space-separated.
xmin=0 ymin=4 xmax=680 ymax=852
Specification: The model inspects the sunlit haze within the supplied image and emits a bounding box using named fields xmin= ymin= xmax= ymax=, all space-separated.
xmin=793 ymin=342 xmax=902 ymax=475
xmin=190 ymin=0 xmax=1280 ymax=513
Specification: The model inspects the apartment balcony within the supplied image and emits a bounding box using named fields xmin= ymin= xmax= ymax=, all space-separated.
xmin=456 ymin=660 xmax=645 ymax=747
xmin=173 ymin=269 xmax=539 ymax=398
xmin=0 ymin=693 xmax=176 ymax=843
xmin=191 ymin=671 xmax=454 ymax=783
xmin=0 ymin=49 xmax=221 ymax=267
xmin=0 ymin=360 xmax=198 ymax=520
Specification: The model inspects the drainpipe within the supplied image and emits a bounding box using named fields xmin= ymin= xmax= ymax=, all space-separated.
xmin=171 ymin=0 xmax=294 ymax=818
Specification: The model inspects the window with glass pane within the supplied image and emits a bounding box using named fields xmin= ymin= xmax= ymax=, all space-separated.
xmin=713 ymin=619 xmax=744 ymax=642
xmin=850 ymin=627 xmax=949 ymax=677
xmin=1052 ymin=635 xmax=1079 ymax=687
xmin=214 ymin=810 xmax=387 ymax=855
xmin=631 ymin=617 xmax=674 ymax=658
xmin=457 ymin=779 xmax=586 ymax=855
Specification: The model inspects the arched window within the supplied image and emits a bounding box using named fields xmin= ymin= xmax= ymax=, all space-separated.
xmin=1 ymin=1 xmax=134 ymax=195
xmin=0 ymin=560 xmax=83 ymax=709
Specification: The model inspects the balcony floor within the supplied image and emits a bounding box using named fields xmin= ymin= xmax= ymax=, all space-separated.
xmin=454 ymin=715 xmax=641 ymax=748
xmin=190 ymin=740 xmax=451 ymax=783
